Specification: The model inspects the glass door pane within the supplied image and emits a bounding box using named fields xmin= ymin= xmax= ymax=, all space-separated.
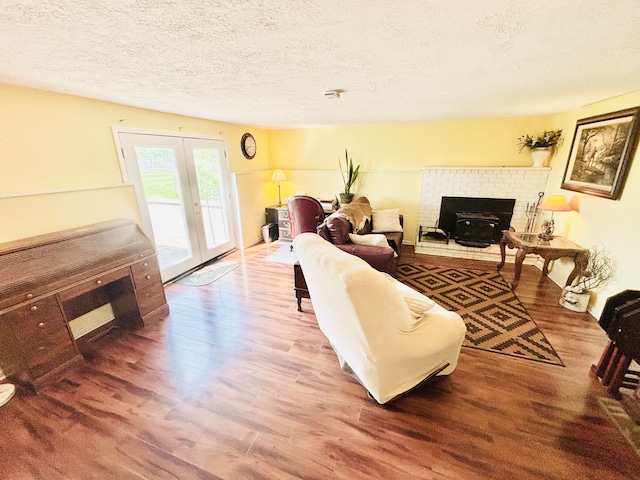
xmin=119 ymin=133 xmax=201 ymax=281
xmin=185 ymin=138 xmax=235 ymax=259
xmin=136 ymin=146 xmax=193 ymax=271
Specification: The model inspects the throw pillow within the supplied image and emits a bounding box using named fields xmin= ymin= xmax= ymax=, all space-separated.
xmin=372 ymin=209 xmax=403 ymax=233
xmin=348 ymin=233 xmax=391 ymax=250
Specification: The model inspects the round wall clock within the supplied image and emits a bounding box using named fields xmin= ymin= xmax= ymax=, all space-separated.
xmin=241 ymin=132 xmax=257 ymax=159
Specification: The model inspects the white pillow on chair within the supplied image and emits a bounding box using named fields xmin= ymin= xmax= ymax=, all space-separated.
xmin=372 ymin=209 xmax=403 ymax=233
xmin=348 ymin=233 xmax=391 ymax=249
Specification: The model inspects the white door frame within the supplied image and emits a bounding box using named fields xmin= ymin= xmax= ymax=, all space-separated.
xmin=112 ymin=126 xmax=236 ymax=279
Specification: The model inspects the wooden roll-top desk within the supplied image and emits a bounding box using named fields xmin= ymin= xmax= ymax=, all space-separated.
xmin=0 ymin=219 xmax=169 ymax=392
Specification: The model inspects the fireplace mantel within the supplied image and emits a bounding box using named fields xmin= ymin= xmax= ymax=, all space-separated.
xmin=415 ymin=167 xmax=550 ymax=262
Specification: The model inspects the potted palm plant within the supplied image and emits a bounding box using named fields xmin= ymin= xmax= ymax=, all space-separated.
xmin=517 ymin=129 xmax=563 ymax=167
xmin=339 ymin=149 xmax=360 ymax=204
xmin=560 ymin=243 xmax=615 ymax=312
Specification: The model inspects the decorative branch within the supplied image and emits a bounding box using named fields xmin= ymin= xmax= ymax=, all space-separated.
xmin=574 ymin=243 xmax=615 ymax=292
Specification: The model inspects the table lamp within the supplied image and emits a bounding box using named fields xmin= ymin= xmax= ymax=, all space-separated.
xmin=271 ymin=169 xmax=287 ymax=206
xmin=537 ymin=194 xmax=571 ymax=240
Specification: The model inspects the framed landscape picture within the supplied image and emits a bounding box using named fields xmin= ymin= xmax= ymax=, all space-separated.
xmin=561 ymin=106 xmax=640 ymax=199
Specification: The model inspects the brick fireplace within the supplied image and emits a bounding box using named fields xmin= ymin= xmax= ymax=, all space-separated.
xmin=415 ymin=167 xmax=550 ymax=262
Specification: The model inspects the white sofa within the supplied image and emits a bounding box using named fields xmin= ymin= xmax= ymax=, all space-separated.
xmin=293 ymin=233 xmax=466 ymax=404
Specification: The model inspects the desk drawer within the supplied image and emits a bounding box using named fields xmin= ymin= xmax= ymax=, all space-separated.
xmin=57 ymin=267 xmax=130 ymax=302
xmin=279 ymin=228 xmax=293 ymax=240
xmin=279 ymin=219 xmax=290 ymax=229
xmin=5 ymin=296 xmax=65 ymax=339
xmin=278 ymin=209 xmax=289 ymax=220
xmin=136 ymin=282 xmax=167 ymax=317
xmin=28 ymin=342 xmax=77 ymax=379
xmin=131 ymin=257 xmax=161 ymax=290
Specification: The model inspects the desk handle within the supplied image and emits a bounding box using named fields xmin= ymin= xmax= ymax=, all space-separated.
xmin=26 ymin=293 xmax=33 ymax=300
xmin=96 ymin=280 xmax=103 ymax=285
xmin=145 ymin=275 xmax=151 ymax=280
xmin=30 ymin=305 xmax=38 ymax=312
xmin=38 ymin=322 xmax=45 ymax=328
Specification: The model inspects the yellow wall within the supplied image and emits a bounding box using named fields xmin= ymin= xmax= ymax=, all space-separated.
xmin=269 ymin=116 xmax=554 ymax=170
xmin=268 ymin=115 xmax=555 ymax=242
xmin=542 ymin=91 xmax=640 ymax=316
xmin=0 ymin=82 xmax=271 ymax=243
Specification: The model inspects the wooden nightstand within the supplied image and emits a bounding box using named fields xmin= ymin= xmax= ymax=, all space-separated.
xmin=265 ymin=205 xmax=292 ymax=241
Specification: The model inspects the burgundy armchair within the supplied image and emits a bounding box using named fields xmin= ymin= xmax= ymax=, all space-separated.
xmin=287 ymin=195 xmax=325 ymax=238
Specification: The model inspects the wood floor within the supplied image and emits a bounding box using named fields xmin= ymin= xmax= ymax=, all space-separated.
xmin=2 ymin=242 xmax=639 ymax=479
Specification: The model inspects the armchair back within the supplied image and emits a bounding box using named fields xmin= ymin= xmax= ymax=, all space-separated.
xmin=287 ymin=196 xmax=325 ymax=238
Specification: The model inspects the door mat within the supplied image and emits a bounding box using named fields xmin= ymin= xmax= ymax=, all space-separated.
xmin=598 ymin=396 xmax=640 ymax=458
xmin=396 ymin=263 xmax=564 ymax=366
xmin=175 ymin=260 xmax=238 ymax=286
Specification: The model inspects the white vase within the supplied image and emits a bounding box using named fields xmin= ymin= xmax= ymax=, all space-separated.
xmin=530 ymin=148 xmax=552 ymax=168
xmin=559 ymin=286 xmax=590 ymax=312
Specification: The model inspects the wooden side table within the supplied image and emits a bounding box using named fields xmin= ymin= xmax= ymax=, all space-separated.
xmin=293 ymin=262 xmax=310 ymax=311
xmin=497 ymin=231 xmax=588 ymax=290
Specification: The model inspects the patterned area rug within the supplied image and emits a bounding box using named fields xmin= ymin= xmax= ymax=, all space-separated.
xmin=599 ymin=396 xmax=640 ymax=458
xmin=175 ymin=260 xmax=238 ymax=286
xmin=396 ymin=263 xmax=564 ymax=366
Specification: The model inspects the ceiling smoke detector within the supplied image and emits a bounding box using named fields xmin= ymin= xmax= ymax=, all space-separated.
xmin=324 ymin=89 xmax=341 ymax=99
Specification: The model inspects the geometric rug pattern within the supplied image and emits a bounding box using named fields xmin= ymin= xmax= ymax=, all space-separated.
xmin=396 ymin=263 xmax=564 ymax=366
xmin=598 ymin=396 xmax=640 ymax=458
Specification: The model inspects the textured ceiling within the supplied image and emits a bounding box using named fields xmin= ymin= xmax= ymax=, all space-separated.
xmin=2 ymin=1 xmax=640 ymax=128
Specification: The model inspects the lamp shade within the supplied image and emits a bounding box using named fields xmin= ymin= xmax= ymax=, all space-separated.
xmin=271 ymin=169 xmax=287 ymax=182
xmin=537 ymin=194 xmax=571 ymax=212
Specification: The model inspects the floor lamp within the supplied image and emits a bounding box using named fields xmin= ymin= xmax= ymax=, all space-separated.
xmin=537 ymin=194 xmax=571 ymax=240
xmin=271 ymin=169 xmax=287 ymax=206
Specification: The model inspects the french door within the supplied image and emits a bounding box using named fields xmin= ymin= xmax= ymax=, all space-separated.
xmin=118 ymin=131 xmax=235 ymax=282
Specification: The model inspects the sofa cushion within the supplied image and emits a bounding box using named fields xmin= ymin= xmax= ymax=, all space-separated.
xmin=348 ymin=233 xmax=392 ymax=250
xmin=372 ymin=209 xmax=403 ymax=233
xmin=359 ymin=218 xmax=373 ymax=234
xmin=325 ymin=214 xmax=352 ymax=244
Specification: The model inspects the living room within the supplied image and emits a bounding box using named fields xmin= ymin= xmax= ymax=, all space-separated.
xmin=2 ymin=2 xmax=640 ymax=477
xmin=3 ymin=82 xmax=638 ymax=319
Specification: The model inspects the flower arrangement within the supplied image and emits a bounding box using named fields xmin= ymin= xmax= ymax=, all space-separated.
xmin=517 ymin=129 xmax=563 ymax=152
xmin=339 ymin=149 xmax=360 ymax=195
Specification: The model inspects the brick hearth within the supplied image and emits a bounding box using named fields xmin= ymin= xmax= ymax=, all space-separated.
xmin=415 ymin=167 xmax=551 ymax=263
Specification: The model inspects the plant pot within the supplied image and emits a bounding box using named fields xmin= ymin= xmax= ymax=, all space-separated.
xmin=339 ymin=193 xmax=354 ymax=205
xmin=559 ymin=287 xmax=590 ymax=312
xmin=530 ymin=148 xmax=552 ymax=168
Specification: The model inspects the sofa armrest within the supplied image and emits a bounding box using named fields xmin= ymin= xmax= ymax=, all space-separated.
xmin=383 ymin=231 xmax=403 ymax=261
xmin=336 ymin=244 xmax=397 ymax=276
